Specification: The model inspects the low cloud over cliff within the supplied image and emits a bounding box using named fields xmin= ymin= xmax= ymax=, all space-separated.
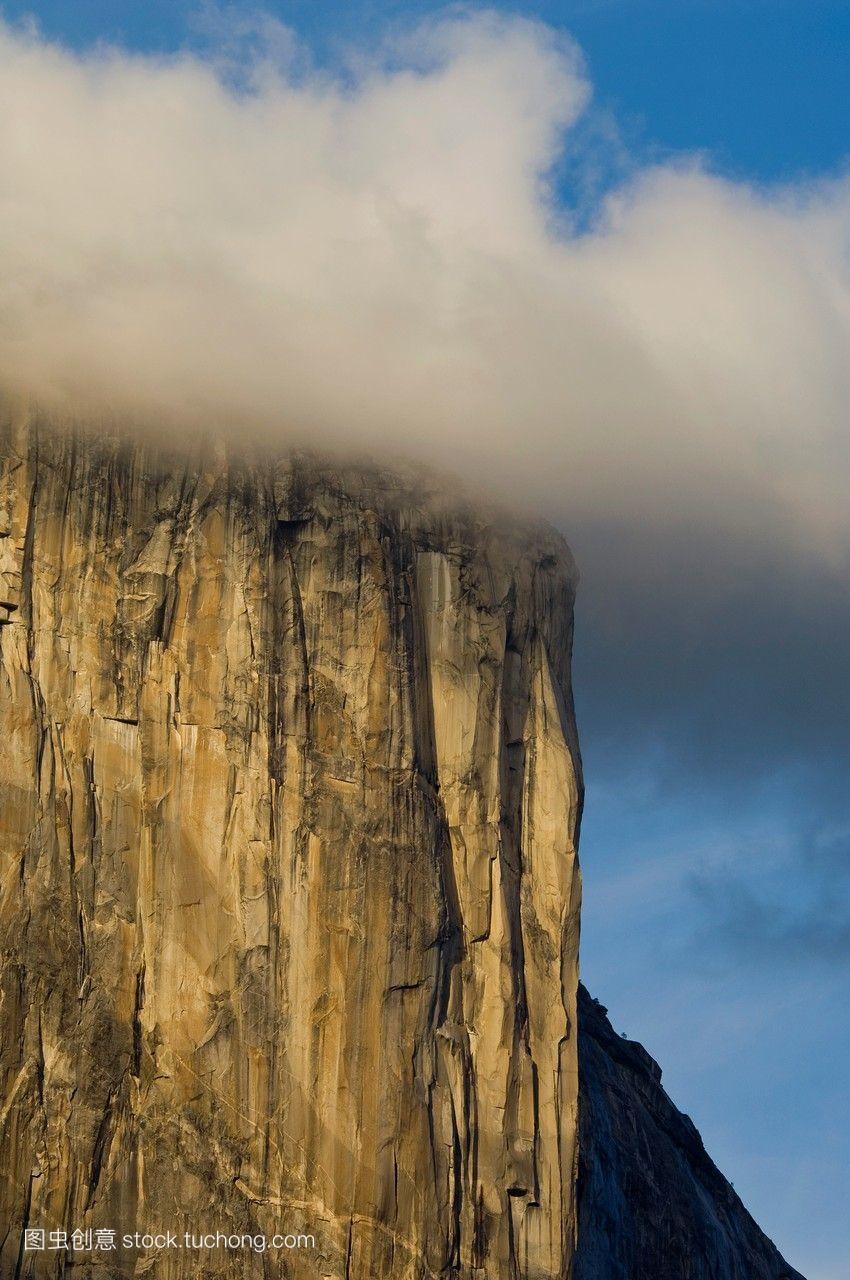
xmin=2 ymin=7 xmax=849 ymax=953
xmin=1 ymin=9 xmax=849 ymax=555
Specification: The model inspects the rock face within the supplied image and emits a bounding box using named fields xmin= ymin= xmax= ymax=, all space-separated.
xmin=0 ymin=411 xmax=583 ymax=1279
xmin=0 ymin=409 xmax=806 ymax=1280
xmin=574 ymin=985 xmax=805 ymax=1280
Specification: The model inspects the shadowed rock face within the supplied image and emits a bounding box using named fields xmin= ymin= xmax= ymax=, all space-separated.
xmin=574 ymin=985 xmax=806 ymax=1280
xmin=0 ymin=413 xmax=583 ymax=1279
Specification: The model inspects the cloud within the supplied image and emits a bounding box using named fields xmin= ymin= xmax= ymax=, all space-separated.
xmin=0 ymin=9 xmax=848 ymax=553
xmin=688 ymin=820 xmax=850 ymax=969
xmin=1 ymin=7 xmax=849 ymax=906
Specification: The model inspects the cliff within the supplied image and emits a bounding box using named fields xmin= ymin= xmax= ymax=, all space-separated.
xmin=574 ymin=985 xmax=805 ymax=1280
xmin=0 ymin=411 xmax=583 ymax=1279
xmin=0 ymin=411 xmax=806 ymax=1280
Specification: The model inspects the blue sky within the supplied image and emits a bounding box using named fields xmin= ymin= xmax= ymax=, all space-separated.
xmin=3 ymin=3 xmax=848 ymax=1277
xmin=7 ymin=0 xmax=850 ymax=183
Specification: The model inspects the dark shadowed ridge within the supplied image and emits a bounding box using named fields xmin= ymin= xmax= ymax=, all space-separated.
xmin=575 ymin=984 xmax=806 ymax=1280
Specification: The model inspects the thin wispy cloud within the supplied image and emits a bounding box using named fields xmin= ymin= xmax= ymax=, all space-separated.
xmin=688 ymin=821 xmax=850 ymax=969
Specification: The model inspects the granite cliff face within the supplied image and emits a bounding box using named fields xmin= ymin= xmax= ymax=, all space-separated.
xmin=0 ymin=412 xmax=583 ymax=1279
xmin=0 ymin=411 xmax=805 ymax=1280
xmin=574 ymin=986 xmax=805 ymax=1280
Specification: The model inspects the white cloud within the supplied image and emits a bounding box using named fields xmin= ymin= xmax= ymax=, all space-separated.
xmin=1 ymin=10 xmax=848 ymax=561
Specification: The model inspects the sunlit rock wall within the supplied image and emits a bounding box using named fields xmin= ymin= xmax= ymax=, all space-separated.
xmin=0 ymin=411 xmax=583 ymax=1279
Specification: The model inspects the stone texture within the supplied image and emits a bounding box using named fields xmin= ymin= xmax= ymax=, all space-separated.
xmin=0 ymin=409 xmax=583 ymax=1279
xmin=574 ymin=984 xmax=806 ymax=1280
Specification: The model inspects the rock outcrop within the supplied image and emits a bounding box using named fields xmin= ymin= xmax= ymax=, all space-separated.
xmin=574 ymin=985 xmax=805 ymax=1280
xmin=0 ymin=410 xmax=583 ymax=1279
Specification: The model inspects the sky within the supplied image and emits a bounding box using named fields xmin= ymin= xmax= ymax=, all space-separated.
xmin=1 ymin=3 xmax=848 ymax=1277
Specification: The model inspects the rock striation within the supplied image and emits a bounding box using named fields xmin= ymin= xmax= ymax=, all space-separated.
xmin=0 ymin=410 xmax=583 ymax=1279
xmin=574 ymin=985 xmax=805 ymax=1280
